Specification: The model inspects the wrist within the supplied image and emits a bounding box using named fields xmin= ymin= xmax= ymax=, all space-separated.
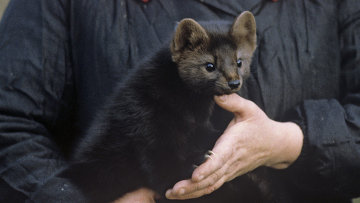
xmin=283 ymin=122 xmax=304 ymax=165
xmin=265 ymin=121 xmax=304 ymax=169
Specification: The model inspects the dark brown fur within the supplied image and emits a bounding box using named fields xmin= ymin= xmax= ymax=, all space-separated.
xmin=61 ymin=12 xmax=263 ymax=203
xmin=171 ymin=11 xmax=256 ymax=95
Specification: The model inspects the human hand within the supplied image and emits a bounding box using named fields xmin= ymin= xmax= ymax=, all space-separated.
xmin=166 ymin=93 xmax=303 ymax=200
xmin=112 ymin=188 xmax=159 ymax=203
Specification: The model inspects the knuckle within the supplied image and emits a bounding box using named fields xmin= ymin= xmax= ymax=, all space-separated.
xmin=211 ymin=172 xmax=220 ymax=183
xmin=195 ymin=183 xmax=203 ymax=191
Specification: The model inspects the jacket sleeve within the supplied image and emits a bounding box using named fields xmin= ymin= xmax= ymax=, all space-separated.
xmin=0 ymin=0 xmax=86 ymax=201
xmin=283 ymin=0 xmax=360 ymax=198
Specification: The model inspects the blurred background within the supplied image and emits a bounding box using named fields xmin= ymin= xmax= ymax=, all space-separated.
xmin=0 ymin=0 xmax=360 ymax=202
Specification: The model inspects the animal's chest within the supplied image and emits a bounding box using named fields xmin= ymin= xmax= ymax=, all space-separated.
xmin=169 ymin=113 xmax=217 ymax=161
xmin=143 ymin=113 xmax=216 ymax=185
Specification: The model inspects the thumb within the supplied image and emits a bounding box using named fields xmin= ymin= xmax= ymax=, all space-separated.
xmin=214 ymin=93 xmax=251 ymax=115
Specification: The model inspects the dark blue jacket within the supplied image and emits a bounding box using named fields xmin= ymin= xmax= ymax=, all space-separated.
xmin=0 ymin=0 xmax=359 ymax=202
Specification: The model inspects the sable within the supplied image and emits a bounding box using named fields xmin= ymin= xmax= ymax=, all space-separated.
xmin=61 ymin=11 xmax=264 ymax=203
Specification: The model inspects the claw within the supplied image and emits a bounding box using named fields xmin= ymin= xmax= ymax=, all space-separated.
xmin=192 ymin=164 xmax=199 ymax=169
xmin=204 ymin=150 xmax=215 ymax=160
xmin=208 ymin=150 xmax=216 ymax=156
xmin=204 ymin=154 xmax=212 ymax=160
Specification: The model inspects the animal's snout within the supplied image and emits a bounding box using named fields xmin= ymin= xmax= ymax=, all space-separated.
xmin=228 ymin=80 xmax=240 ymax=89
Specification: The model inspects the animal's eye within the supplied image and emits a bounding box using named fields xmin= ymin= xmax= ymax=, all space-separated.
xmin=206 ymin=63 xmax=216 ymax=72
xmin=236 ymin=59 xmax=242 ymax=68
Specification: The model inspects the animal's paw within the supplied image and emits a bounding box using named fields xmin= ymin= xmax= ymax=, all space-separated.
xmin=204 ymin=150 xmax=216 ymax=160
xmin=192 ymin=150 xmax=216 ymax=169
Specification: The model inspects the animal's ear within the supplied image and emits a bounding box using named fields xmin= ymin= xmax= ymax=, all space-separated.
xmin=171 ymin=18 xmax=209 ymax=60
xmin=230 ymin=11 xmax=257 ymax=53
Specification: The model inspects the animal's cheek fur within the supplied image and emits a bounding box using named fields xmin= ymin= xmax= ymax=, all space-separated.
xmin=240 ymin=66 xmax=250 ymax=79
xmin=213 ymin=76 xmax=231 ymax=94
xmin=177 ymin=66 xmax=210 ymax=91
xmin=239 ymin=59 xmax=251 ymax=79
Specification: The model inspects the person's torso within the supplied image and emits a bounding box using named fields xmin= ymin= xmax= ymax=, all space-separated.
xmin=70 ymin=0 xmax=340 ymax=127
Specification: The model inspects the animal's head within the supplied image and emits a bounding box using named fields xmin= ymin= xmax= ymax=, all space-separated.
xmin=170 ymin=11 xmax=256 ymax=95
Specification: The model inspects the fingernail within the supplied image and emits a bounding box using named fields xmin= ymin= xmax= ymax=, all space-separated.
xmin=179 ymin=188 xmax=185 ymax=195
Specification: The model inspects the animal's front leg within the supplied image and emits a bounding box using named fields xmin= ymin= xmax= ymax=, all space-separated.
xmin=204 ymin=150 xmax=216 ymax=161
xmin=193 ymin=150 xmax=216 ymax=169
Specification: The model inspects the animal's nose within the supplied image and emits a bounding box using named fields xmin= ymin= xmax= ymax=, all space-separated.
xmin=228 ymin=80 xmax=240 ymax=89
